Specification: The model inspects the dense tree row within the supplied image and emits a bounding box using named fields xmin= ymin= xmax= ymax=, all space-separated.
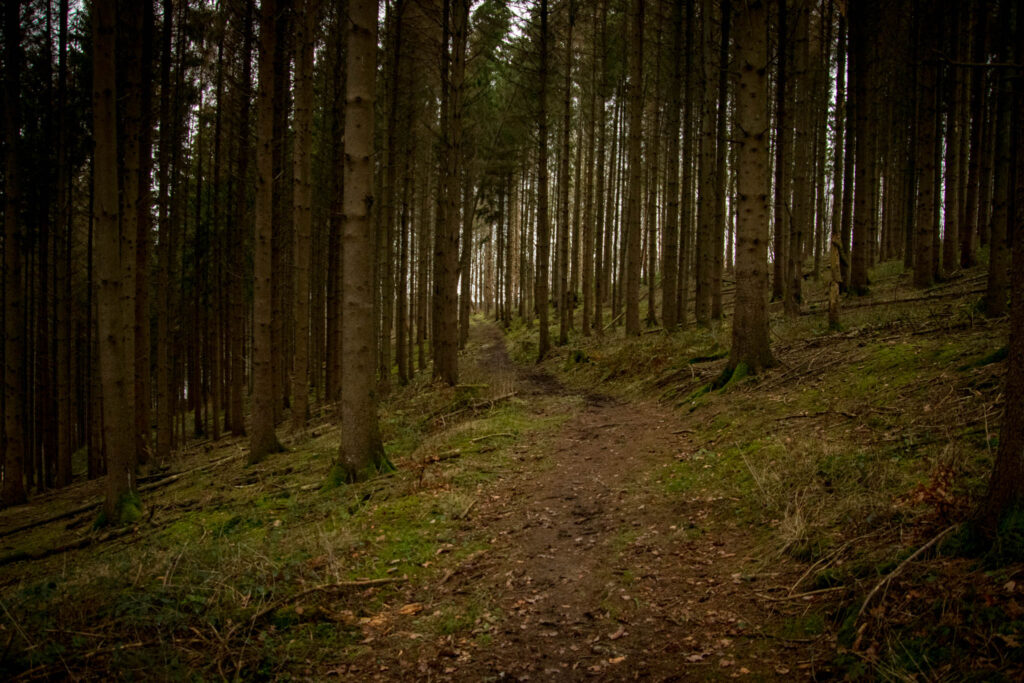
xmin=1 ymin=0 xmax=1021 ymax=527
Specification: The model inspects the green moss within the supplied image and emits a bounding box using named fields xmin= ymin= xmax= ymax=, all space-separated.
xmin=717 ymin=362 xmax=748 ymax=392
xmin=960 ymin=346 xmax=1008 ymax=370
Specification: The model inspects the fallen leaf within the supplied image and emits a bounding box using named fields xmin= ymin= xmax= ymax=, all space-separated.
xmin=719 ymin=659 xmax=733 ymax=668
xmin=609 ymin=626 xmax=626 ymax=640
xmin=608 ymin=656 xmax=626 ymax=664
xmin=686 ymin=653 xmax=706 ymax=663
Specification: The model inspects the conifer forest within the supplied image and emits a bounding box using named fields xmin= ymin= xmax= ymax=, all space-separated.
xmin=2 ymin=0 xmax=1024 ymax=678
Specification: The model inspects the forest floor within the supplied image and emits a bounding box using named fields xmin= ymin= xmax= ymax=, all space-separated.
xmin=2 ymin=262 xmax=1023 ymax=681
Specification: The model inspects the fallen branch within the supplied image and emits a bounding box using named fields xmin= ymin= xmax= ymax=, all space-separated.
xmin=756 ymin=585 xmax=848 ymax=602
xmin=470 ymin=433 xmax=514 ymax=443
xmin=603 ymin=290 xmax=650 ymax=330
xmin=857 ymin=524 xmax=959 ymax=620
xmin=454 ymin=499 xmax=477 ymax=520
xmin=138 ymin=452 xmax=246 ymax=494
xmin=250 ymin=578 xmax=406 ymax=625
xmin=0 ymin=498 xmax=104 ymax=539
xmin=775 ymin=410 xmax=858 ymax=421
xmin=804 ymin=287 xmax=986 ymax=315
xmin=0 ymin=527 xmax=135 ymax=568
xmin=422 ymin=450 xmax=462 ymax=466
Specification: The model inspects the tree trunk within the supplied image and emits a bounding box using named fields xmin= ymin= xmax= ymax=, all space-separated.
xmin=55 ymin=0 xmax=73 ymax=488
xmin=326 ymin=2 xmax=346 ymax=402
xmin=459 ymin=164 xmax=475 ymax=344
xmin=558 ymin=2 xmax=575 ymax=345
xmin=250 ymin=0 xmax=283 ymax=463
xmin=678 ymin=0 xmax=696 ymax=327
xmin=983 ymin=42 xmax=1013 ymax=317
xmin=829 ymin=14 xmax=847 ymax=329
xmin=3 ymin=0 xmax=28 ymax=506
xmin=433 ymin=0 xmax=465 ymax=384
xmin=93 ymin=0 xmax=135 ymax=521
xmin=710 ymin=0 xmax=730 ymax=320
xmin=962 ymin=0 xmax=986 ymax=268
xmin=335 ymin=0 xmax=391 ymax=482
xmin=694 ymin=0 xmax=717 ymax=326
xmin=291 ymin=0 xmax=317 ymax=432
xmin=593 ymin=0 xmax=608 ymax=335
xmin=117 ymin=0 xmax=143 ymax=471
xmin=229 ymin=0 xmax=254 ymax=434
xmin=624 ymin=0 xmax=644 ymax=336
xmin=786 ymin=0 xmax=809 ymax=315
xmin=912 ymin=4 xmax=938 ymax=289
xmin=644 ymin=7 xmax=662 ymax=328
xmin=771 ymin=0 xmax=788 ymax=303
xmin=974 ymin=1 xmax=1023 ymax=534
xmin=849 ymin=0 xmax=875 ymax=293
xmin=536 ymin=0 xmax=552 ymax=359
xmin=662 ymin=0 xmax=682 ymax=332
xmin=729 ymin=0 xmax=774 ymax=375
xmin=941 ymin=0 xmax=963 ymax=276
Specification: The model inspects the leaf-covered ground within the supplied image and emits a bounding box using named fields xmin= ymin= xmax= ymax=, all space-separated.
xmin=0 ymin=262 xmax=1020 ymax=681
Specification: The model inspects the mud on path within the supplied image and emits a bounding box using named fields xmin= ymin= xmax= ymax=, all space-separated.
xmin=345 ymin=323 xmax=834 ymax=681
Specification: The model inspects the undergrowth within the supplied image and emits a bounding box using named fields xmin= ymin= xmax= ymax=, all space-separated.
xmin=531 ymin=261 xmax=1016 ymax=680
xmin=0 ymin=331 xmax=556 ymax=680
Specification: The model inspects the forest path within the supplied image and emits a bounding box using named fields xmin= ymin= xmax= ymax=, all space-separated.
xmin=348 ymin=322 xmax=828 ymax=681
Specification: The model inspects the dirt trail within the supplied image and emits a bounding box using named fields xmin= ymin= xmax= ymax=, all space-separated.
xmin=349 ymin=323 xmax=831 ymax=681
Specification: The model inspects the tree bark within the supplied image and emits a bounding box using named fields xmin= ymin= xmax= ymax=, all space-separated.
xmin=961 ymin=0 xmax=986 ymax=268
xmin=974 ymin=2 xmax=1024 ymax=535
xmin=624 ymin=0 xmax=644 ymax=336
xmin=335 ymin=0 xmax=391 ymax=482
xmin=850 ymin=0 xmax=875 ymax=293
xmin=829 ymin=13 xmax=846 ymax=329
xmin=661 ymin=0 xmax=682 ymax=332
xmin=912 ymin=3 xmax=938 ymax=289
xmin=771 ymin=0 xmax=788 ymax=303
xmin=729 ymin=0 xmax=774 ymax=375
xmin=694 ymin=0 xmax=718 ymax=326
xmin=941 ymin=0 xmax=963 ymax=277
xmin=433 ymin=0 xmax=466 ymax=384
xmin=710 ymin=0 xmax=730 ymax=320
xmin=93 ymin=0 xmax=136 ymax=521
xmin=3 ymin=0 xmax=28 ymax=506
xmin=558 ymin=1 xmax=576 ymax=345
xmin=786 ymin=0 xmax=809 ymax=315
xmin=291 ymin=0 xmax=317 ymax=432
xmin=229 ymin=0 xmax=254 ymax=434
xmin=536 ymin=0 xmax=552 ymax=359
xmin=983 ymin=37 xmax=1013 ymax=317
xmin=592 ymin=0 xmax=608 ymax=335
xmin=250 ymin=0 xmax=283 ymax=463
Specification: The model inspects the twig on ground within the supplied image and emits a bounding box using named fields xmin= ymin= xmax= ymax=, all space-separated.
xmin=775 ymin=410 xmax=858 ymax=421
xmin=857 ymin=524 xmax=959 ymax=620
xmin=249 ymin=578 xmax=406 ymax=626
xmin=470 ymin=433 xmax=514 ymax=443
xmin=756 ymin=585 xmax=848 ymax=602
